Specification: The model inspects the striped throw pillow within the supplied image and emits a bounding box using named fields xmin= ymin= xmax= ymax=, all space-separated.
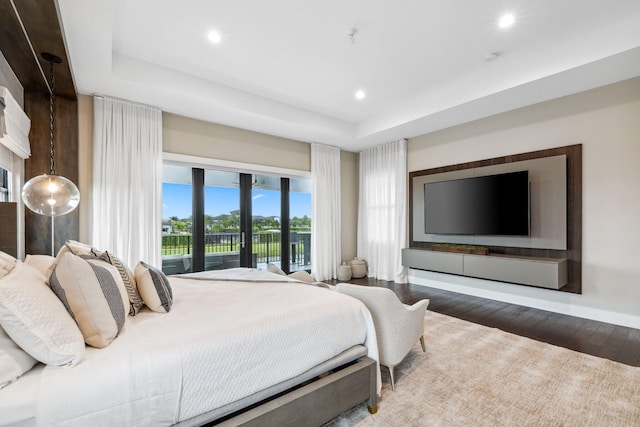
xmin=45 ymin=240 xmax=94 ymax=284
xmin=49 ymin=253 xmax=129 ymax=348
xmin=96 ymin=251 xmax=144 ymax=316
xmin=134 ymin=262 xmax=173 ymax=313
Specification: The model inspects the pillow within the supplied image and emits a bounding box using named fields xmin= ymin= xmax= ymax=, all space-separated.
xmin=0 ymin=252 xmax=17 ymax=279
xmin=288 ymin=270 xmax=315 ymax=283
xmin=134 ymin=262 xmax=173 ymax=313
xmin=49 ymin=253 xmax=129 ymax=348
xmin=0 ymin=325 xmax=38 ymax=389
xmin=44 ymin=240 xmax=96 ymax=284
xmin=24 ymin=254 xmax=56 ymax=277
xmin=57 ymin=240 xmax=94 ymax=258
xmin=267 ymin=263 xmax=286 ymax=276
xmin=0 ymin=261 xmax=84 ymax=366
xmin=95 ymin=251 xmax=144 ymax=316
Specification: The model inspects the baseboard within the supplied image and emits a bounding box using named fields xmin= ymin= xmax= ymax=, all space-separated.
xmin=409 ymin=269 xmax=640 ymax=330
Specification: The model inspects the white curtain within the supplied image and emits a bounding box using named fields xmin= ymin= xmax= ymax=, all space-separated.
xmin=311 ymin=143 xmax=341 ymax=281
xmin=93 ymin=96 xmax=162 ymax=269
xmin=357 ymin=139 xmax=408 ymax=283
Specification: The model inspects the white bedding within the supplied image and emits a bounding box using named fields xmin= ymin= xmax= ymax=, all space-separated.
xmin=0 ymin=364 xmax=44 ymax=426
xmin=33 ymin=272 xmax=378 ymax=426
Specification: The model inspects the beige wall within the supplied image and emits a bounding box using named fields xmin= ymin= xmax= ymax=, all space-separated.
xmin=77 ymin=102 xmax=360 ymax=263
xmin=78 ymin=94 xmax=93 ymax=243
xmin=340 ymin=150 xmax=359 ymax=262
xmin=408 ymin=77 xmax=640 ymax=326
xmin=163 ymin=113 xmax=311 ymax=171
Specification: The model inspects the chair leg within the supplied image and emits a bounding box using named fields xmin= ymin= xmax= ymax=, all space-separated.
xmin=388 ymin=366 xmax=396 ymax=391
xmin=420 ymin=336 xmax=426 ymax=352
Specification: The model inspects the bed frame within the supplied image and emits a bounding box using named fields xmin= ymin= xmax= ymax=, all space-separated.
xmin=176 ymin=356 xmax=378 ymax=427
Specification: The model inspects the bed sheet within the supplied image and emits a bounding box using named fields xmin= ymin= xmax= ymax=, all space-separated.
xmin=34 ymin=274 xmax=378 ymax=426
xmin=0 ymin=364 xmax=44 ymax=426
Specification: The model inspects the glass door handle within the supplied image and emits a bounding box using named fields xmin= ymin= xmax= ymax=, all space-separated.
xmin=241 ymin=231 xmax=245 ymax=249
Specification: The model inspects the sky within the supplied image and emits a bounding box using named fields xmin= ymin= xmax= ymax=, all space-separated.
xmin=162 ymin=183 xmax=311 ymax=220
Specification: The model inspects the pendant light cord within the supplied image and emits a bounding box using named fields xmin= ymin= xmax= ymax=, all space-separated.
xmin=49 ymin=59 xmax=56 ymax=176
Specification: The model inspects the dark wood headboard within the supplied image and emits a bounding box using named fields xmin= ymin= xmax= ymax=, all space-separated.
xmin=0 ymin=202 xmax=17 ymax=257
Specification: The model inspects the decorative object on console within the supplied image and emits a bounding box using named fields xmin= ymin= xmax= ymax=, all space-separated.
xmin=338 ymin=262 xmax=352 ymax=281
xmin=431 ymin=244 xmax=489 ymax=255
xmin=350 ymin=258 xmax=367 ymax=278
xmin=21 ymin=53 xmax=80 ymax=256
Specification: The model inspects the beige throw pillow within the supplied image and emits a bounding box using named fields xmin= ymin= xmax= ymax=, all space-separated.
xmin=287 ymin=270 xmax=315 ymax=283
xmin=24 ymin=254 xmax=56 ymax=277
xmin=267 ymin=263 xmax=286 ymax=276
xmin=0 ymin=261 xmax=84 ymax=366
xmin=0 ymin=252 xmax=17 ymax=279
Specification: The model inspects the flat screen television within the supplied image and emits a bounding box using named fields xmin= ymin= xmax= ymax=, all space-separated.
xmin=424 ymin=171 xmax=530 ymax=236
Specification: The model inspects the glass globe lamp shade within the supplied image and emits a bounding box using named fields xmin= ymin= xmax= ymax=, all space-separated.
xmin=22 ymin=174 xmax=80 ymax=217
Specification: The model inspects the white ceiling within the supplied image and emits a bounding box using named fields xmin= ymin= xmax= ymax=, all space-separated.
xmin=57 ymin=0 xmax=640 ymax=152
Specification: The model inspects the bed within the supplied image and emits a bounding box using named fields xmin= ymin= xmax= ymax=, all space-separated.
xmin=0 ymin=266 xmax=379 ymax=427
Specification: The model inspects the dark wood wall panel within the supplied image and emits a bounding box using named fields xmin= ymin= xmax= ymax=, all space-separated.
xmin=1 ymin=0 xmax=79 ymax=256
xmin=409 ymin=144 xmax=582 ymax=294
xmin=23 ymin=91 xmax=79 ymax=255
xmin=0 ymin=202 xmax=18 ymax=257
xmin=0 ymin=0 xmax=76 ymax=98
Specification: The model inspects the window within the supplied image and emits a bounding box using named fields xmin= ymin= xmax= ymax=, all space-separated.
xmin=0 ymin=167 xmax=8 ymax=202
xmin=161 ymin=162 xmax=311 ymax=274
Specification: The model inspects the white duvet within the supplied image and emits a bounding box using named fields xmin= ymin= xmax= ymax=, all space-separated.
xmin=36 ymin=272 xmax=378 ymax=426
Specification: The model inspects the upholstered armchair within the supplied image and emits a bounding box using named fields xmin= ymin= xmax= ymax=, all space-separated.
xmin=336 ymin=283 xmax=429 ymax=390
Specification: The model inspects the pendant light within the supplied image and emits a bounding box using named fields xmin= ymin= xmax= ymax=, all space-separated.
xmin=21 ymin=53 xmax=80 ymax=255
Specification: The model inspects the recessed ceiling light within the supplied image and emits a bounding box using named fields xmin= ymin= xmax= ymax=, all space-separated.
xmin=207 ymin=30 xmax=222 ymax=44
xmin=498 ymin=13 xmax=515 ymax=29
xmin=355 ymin=90 xmax=366 ymax=100
xmin=485 ymin=52 xmax=500 ymax=62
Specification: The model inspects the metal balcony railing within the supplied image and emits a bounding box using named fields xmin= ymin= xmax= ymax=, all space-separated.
xmin=161 ymin=231 xmax=310 ymax=274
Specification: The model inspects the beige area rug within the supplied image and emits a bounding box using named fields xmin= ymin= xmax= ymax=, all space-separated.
xmin=327 ymin=311 xmax=640 ymax=427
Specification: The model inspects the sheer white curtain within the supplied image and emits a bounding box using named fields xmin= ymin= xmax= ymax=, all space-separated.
xmin=93 ymin=96 xmax=162 ymax=269
xmin=311 ymin=143 xmax=341 ymax=281
xmin=357 ymin=139 xmax=408 ymax=283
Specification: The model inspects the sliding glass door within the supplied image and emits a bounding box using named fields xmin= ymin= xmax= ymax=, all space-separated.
xmin=161 ymin=164 xmax=194 ymax=274
xmin=204 ymin=169 xmax=242 ymax=270
xmin=161 ymin=163 xmax=311 ymax=275
xmin=289 ymin=177 xmax=311 ymax=272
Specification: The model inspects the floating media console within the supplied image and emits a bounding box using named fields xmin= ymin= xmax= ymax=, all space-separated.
xmin=402 ymin=248 xmax=568 ymax=290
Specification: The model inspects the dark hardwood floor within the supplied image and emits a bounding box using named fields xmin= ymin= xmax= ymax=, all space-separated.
xmin=326 ymin=278 xmax=640 ymax=368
